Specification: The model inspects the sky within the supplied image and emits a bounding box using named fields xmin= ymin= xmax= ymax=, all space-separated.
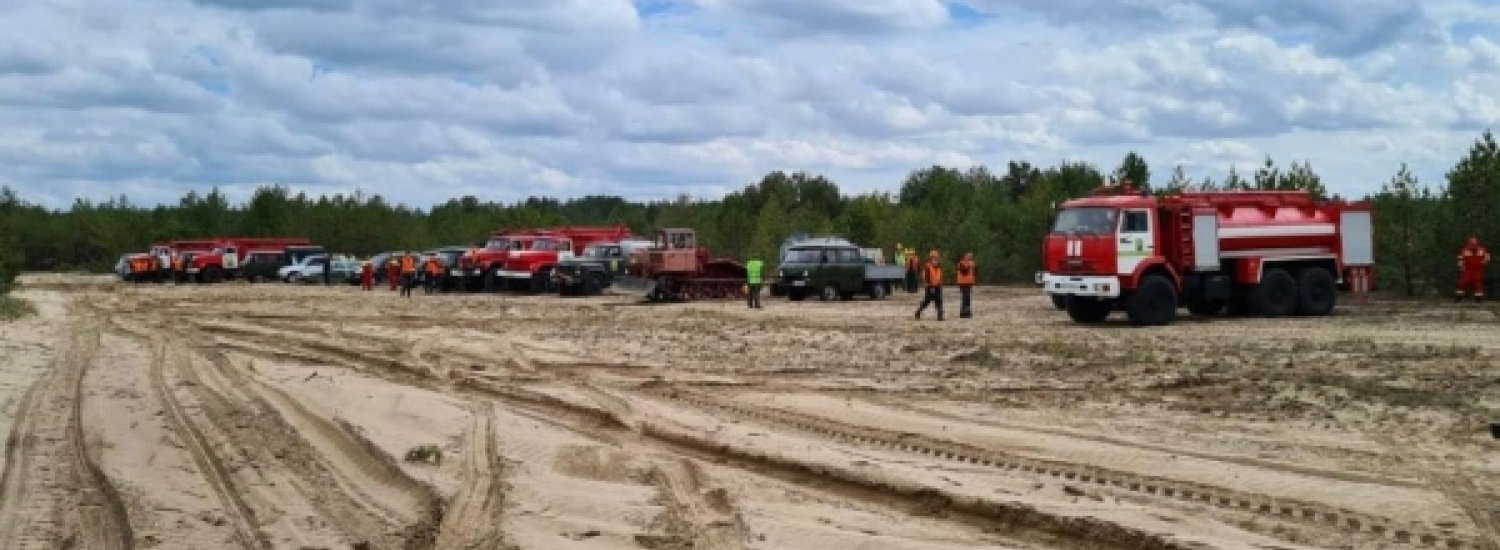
xmin=1 ymin=0 xmax=1498 ymax=210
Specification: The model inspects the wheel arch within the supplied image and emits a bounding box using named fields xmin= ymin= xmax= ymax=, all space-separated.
xmin=1129 ymin=259 xmax=1180 ymax=291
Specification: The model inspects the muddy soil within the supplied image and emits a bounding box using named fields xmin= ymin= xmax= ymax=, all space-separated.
xmin=1 ymin=274 xmax=1496 ymax=550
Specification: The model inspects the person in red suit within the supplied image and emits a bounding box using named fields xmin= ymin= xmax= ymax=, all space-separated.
xmin=360 ymin=259 xmax=374 ymax=291
xmin=1457 ymin=236 xmax=1490 ymax=302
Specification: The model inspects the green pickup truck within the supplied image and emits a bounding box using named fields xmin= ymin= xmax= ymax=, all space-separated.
xmin=772 ymin=237 xmax=905 ymax=301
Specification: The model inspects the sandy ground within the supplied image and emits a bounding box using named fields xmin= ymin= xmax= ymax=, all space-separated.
xmin=1 ymin=272 xmax=1497 ymax=550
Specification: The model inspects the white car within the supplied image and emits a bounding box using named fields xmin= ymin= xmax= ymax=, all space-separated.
xmin=278 ymin=254 xmax=326 ymax=282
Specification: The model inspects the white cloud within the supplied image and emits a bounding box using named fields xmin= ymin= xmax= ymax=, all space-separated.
xmin=0 ymin=0 xmax=1495 ymax=208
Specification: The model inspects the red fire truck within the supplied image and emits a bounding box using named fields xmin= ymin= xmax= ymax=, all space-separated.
xmin=457 ymin=228 xmax=541 ymax=291
xmin=1037 ymin=181 xmax=1374 ymax=326
xmin=183 ymin=237 xmax=312 ymax=283
xmin=496 ymin=225 xmax=634 ymax=292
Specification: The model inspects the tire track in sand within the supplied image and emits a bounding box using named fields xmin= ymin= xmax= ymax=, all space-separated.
xmin=0 ymin=324 xmax=132 ymax=550
xmin=194 ymin=316 xmax=1196 ymax=550
xmin=639 ymin=385 xmax=1479 ymax=550
xmin=144 ymin=338 xmax=267 ymax=550
xmin=432 ymin=401 xmax=515 ymax=550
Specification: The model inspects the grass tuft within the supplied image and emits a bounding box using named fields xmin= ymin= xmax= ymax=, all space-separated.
xmin=0 ymin=295 xmax=36 ymax=321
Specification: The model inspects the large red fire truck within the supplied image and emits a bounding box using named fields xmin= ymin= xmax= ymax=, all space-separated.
xmin=1037 ymin=181 xmax=1374 ymax=326
xmin=496 ymin=225 xmax=634 ymax=292
xmin=457 ymin=228 xmax=542 ymax=291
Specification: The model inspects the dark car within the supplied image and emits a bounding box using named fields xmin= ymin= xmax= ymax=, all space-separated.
xmin=432 ymin=246 xmax=470 ymax=291
xmin=554 ymin=239 xmax=653 ymax=296
xmin=240 ymin=251 xmax=287 ymax=282
xmin=774 ymin=237 xmax=902 ymax=301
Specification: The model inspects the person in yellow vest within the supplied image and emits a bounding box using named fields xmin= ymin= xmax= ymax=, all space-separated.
xmin=903 ymin=247 xmax=920 ymax=293
xmin=956 ymin=252 xmax=975 ymax=318
xmin=914 ymin=250 xmax=944 ymax=320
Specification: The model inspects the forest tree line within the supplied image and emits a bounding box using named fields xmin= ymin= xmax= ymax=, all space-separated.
xmin=2 ymin=130 xmax=1499 ymax=297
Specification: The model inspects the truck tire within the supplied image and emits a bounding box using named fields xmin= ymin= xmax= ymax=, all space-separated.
xmin=584 ymin=271 xmax=606 ymax=296
xmin=1065 ymin=297 xmax=1111 ymax=324
xmin=820 ymin=284 xmax=839 ymax=301
xmin=1126 ymin=275 xmax=1177 ymax=326
xmin=202 ymin=267 xmax=222 ymax=284
xmin=485 ymin=267 xmax=504 ymax=292
xmin=530 ymin=268 xmax=555 ymax=294
xmin=789 ymin=289 xmax=806 ymax=301
xmin=1250 ymin=267 xmax=1297 ymax=317
xmin=867 ymin=282 xmax=887 ymax=300
xmin=1051 ymin=295 xmax=1068 ymax=310
xmin=1295 ymin=267 xmax=1336 ymax=316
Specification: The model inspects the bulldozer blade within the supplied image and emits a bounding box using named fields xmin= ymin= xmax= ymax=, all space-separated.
xmin=609 ymin=275 xmax=654 ymax=297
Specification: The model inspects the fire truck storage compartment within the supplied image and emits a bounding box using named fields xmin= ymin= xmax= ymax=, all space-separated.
xmin=1192 ymin=210 xmax=1220 ymax=271
xmin=1339 ymin=210 xmax=1373 ymax=266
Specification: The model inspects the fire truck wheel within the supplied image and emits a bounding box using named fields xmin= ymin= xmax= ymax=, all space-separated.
xmin=1065 ymin=296 xmax=1111 ymax=323
xmin=1051 ymin=295 xmax=1068 ymax=310
xmin=485 ymin=268 xmax=504 ymax=292
xmin=1126 ymin=274 xmax=1178 ymax=326
xmin=1295 ymin=267 xmax=1336 ymax=316
xmin=1250 ymin=267 xmax=1297 ymax=317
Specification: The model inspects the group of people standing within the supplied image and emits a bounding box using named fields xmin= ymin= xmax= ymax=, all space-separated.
xmin=355 ymin=252 xmax=446 ymax=297
xmin=897 ymin=246 xmax=976 ymax=321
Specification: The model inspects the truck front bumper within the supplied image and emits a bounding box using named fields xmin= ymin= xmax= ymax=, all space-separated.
xmin=497 ymin=270 xmax=532 ymax=279
xmin=1040 ymin=273 xmax=1121 ymax=298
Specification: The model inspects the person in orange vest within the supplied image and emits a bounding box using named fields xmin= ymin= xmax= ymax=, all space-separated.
xmin=914 ymin=250 xmax=944 ymax=320
xmin=1457 ymin=236 xmax=1490 ymax=302
xmin=424 ymin=255 xmax=443 ymax=294
xmin=360 ymin=259 xmax=374 ymax=291
xmin=171 ymin=253 xmax=184 ymax=284
xmin=956 ymin=252 xmax=976 ymax=318
xmin=387 ymin=255 xmax=401 ymax=291
xmin=399 ymin=252 xmax=417 ymax=298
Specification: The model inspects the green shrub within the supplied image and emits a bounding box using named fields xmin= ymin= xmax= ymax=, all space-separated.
xmin=0 ymin=236 xmax=19 ymax=295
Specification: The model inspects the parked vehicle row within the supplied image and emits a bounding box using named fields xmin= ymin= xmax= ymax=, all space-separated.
xmin=114 ymin=227 xmax=909 ymax=305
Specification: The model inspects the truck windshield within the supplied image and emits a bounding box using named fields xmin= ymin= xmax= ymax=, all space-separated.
xmin=782 ymin=248 xmax=821 ymax=263
xmin=1051 ymin=207 xmax=1118 ymax=236
xmin=484 ymin=239 xmax=511 ymax=251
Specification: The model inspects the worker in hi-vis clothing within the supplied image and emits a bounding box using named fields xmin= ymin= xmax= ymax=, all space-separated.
xmin=745 ymin=257 xmax=764 ymax=309
xmin=914 ymin=250 xmax=944 ymax=320
xmin=956 ymin=252 xmax=976 ymax=318
xmin=1457 ymin=236 xmax=1490 ymax=302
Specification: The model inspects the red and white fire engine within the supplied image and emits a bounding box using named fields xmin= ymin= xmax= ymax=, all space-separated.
xmin=495 ymin=225 xmax=633 ymax=292
xmin=1037 ymin=180 xmax=1374 ymax=326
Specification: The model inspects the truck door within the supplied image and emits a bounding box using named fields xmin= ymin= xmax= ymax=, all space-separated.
xmin=838 ymin=248 xmax=863 ymax=290
xmin=1117 ymin=209 xmax=1154 ymax=275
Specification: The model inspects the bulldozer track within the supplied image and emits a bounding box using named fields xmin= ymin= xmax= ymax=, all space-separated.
xmin=636 ymin=385 xmax=1481 ymax=550
xmin=0 ymin=324 xmax=132 ymax=550
xmin=145 ymin=339 xmax=268 ymax=550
